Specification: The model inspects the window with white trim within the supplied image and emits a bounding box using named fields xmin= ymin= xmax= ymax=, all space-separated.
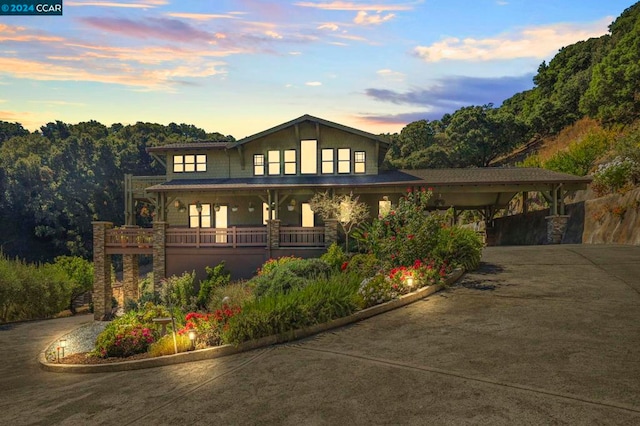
xmin=354 ymin=151 xmax=366 ymax=174
xmin=254 ymin=154 xmax=265 ymax=176
xmin=338 ymin=148 xmax=350 ymax=174
xmin=321 ymin=149 xmax=334 ymax=174
xmin=174 ymin=154 xmax=206 ymax=173
xmin=284 ymin=149 xmax=296 ymax=175
xmin=268 ymin=150 xmax=280 ymax=175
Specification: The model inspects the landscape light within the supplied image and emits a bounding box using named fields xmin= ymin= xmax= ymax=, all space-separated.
xmin=188 ymin=331 xmax=196 ymax=350
xmin=59 ymin=338 xmax=67 ymax=358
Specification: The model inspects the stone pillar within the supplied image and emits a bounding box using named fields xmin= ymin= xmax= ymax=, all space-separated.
xmin=123 ymin=254 xmax=139 ymax=305
xmin=153 ymin=221 xmax=168 ymax=292
xmin=268 ymin=219 xmax=281 ymax=249
xmin=92 ymin=221 xmax=113 ymax=321
xmin=545 ymin=215 xmax=570 ymax=244
xmin=324 ymin=219 xmax=338 ymax=247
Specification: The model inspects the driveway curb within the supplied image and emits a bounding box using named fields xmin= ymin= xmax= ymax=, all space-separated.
xmin=39 ymin=269 xmax=464 ymax=374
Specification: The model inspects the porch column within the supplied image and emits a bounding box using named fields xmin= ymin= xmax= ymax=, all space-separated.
xmin=153 ymin=221 xmax=168 ymax=292
xmin=92 ymin=221 xmax=113 ymax=321
xmin=324 ymin=219 xmax=338 ymax=247
xmin=268 ymin=219 xmax=281 ymax=249
xmin=123 ymin=254 xmax=139 ymax=304
xmin=545 ymin=215 xmax=570 ymax=244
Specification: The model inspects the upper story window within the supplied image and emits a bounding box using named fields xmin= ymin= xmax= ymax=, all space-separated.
xmin=174 ymin=154 xmax=206 ymax=173
xmin=354 ymin=151 xmax=366 ymax=174
xmin=254 ymin=154 xmax=265 ymax=176
xmin=321 ymin=149 xmax=334 ymax=174
xmin=284 ymin=149 xmax=296 ymax=175
xmin=338 ymin=148 xmax=350 ymax=174
xmin=268 ymin=150 xmax=280 ymax=175
xmin=300 ymin=139 xmax=317 ymax=174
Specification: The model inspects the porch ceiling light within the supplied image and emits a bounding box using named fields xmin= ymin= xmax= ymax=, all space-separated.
xmin=231 ymin=205 xmax=238 ymax=212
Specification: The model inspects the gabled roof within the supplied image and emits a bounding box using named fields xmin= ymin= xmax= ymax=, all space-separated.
xmin=228 ymin=114 xmax=390 ymax=148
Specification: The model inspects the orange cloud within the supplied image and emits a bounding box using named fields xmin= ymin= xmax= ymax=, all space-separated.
xmin=295 ymin=1 xmax=413 ymax=11
xmin=66 ymin=0 xmax=167 ymax=8
xmin=414 ymin=18 xmax=611 ymax=62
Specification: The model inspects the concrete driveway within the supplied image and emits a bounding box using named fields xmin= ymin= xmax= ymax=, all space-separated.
xmin=0 ymin=244 xmax=639 ymax=425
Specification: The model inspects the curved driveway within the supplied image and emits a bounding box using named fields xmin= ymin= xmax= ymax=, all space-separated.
xmin=1 ymin=245 xmax=639 ymax=425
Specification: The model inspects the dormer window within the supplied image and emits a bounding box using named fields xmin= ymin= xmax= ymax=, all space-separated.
xmin=174 ymin=154 xmax=206 ymax=173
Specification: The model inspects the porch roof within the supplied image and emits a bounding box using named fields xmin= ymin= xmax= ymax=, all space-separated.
xmin=145 ymin=170 xmax=422 ymax=191
xmin=144 ymin=167 xmax=591 ymax=193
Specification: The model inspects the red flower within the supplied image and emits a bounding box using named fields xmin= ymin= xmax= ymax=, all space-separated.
xmin=407 ymin=234 xmax=414 ymax=240
xmin=341 ymin=261 xmax=349 ymax=271
xmin=406 ymin=187 xmax=412 ymax=193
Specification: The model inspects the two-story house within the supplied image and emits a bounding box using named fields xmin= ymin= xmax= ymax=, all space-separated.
xmin=91 ymin=114 xmax=591 ymax=320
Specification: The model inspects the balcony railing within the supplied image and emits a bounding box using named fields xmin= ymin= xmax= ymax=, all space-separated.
xmin=106 ymin=228 xmax=154 ymax=249
xmin=106 ymin=226 xmax=329 ymax=250
xmin=166 ymin=227 xmax=268 ymax=248
xmin=279 ymin=226 xmax=325 ymax=247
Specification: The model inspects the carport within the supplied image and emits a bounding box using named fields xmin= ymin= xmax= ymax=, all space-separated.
xmin=403 ymin=168 xmax=592 ymax=244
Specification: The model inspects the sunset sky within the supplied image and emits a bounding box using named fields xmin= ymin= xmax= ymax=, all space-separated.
xmin=0 ymin=0 xmax=634 ymax=138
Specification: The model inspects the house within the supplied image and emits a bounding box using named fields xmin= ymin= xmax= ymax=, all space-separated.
xmin=91 ymin=114 xmax=591 ymax=320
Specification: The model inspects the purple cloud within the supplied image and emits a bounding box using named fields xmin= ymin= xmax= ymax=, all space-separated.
xmin=365 ymin=74 xmax=535 ymax=110
xmin=79 ymin=17 xmax=213 ymax=42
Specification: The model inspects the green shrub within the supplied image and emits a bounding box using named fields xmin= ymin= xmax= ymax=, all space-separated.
xmin=256 ymin=256 xmax=300 ymax=276
xmin=207 ymin=280 xmax=254 ymax=312
xmin=544 ymin=129 xmax=612 ymax=176
xmin=433 ymin=227 xmax=483 ymax=271
xmin=148 ymin=333 xmax=192 ymax=357
xmin=52 ymin=256 xmax=93 ymax=314
xmin=344 ymin=253 xmax=381 ymax=278
xmin=93 ymin=302 xmax=170 ymax=358
xmin=357 ymin=274 xmax=401 ymax=308
xmin=320 ymin=243 xmax=347 ymax=271
xmin=250 ymin=258 xmax=331 ymax=297
xmin=198 ymin=262 xmax=231 ymax=308
xmin=591 ymin=156 xmax=640 ymax=195
xmin=224 ymin=272 xmax=361 ymax=344
xmin=160 ymin=271 xmax=197 ymax=312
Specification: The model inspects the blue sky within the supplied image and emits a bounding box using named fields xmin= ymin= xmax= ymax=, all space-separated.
xmin=0 ymin=0 xmax=635 ymax=138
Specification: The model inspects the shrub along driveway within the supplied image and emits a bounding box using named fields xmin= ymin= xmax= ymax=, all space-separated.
xmin=1 ymin=244 xmax=639 ymax=425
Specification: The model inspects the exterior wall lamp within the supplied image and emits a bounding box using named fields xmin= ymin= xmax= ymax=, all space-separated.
xmin=248 ymin=202 xmax=255 ymax=213
xmin=287 ymin=198 xmax=296 ymax=211
xmin=195 ymin=202 xmax=203 ymax=213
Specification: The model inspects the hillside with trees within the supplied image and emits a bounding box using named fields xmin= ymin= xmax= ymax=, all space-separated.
xmin=384 ymin=2 xmax=640 ymax=173
xmin=0 ymin=121 xmax=233 ymax=262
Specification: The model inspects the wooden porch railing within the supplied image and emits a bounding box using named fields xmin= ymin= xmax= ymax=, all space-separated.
xmin=166 ymin=227 xmax=268 ymax=248
xmin=279 ymin=226 xmax=325 ymax=247
xmin=106 ymin=228 xmax=154 ymax=248
xmin=106 ymin=226 xmax=328 ymax=250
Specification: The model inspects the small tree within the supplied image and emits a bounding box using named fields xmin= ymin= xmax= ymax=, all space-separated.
xmin=309 ymin=192 xmax=369 ymax=253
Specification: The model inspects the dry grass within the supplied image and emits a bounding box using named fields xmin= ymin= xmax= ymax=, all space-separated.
xmin=537 ymin=118 xmax=602 ymax=161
